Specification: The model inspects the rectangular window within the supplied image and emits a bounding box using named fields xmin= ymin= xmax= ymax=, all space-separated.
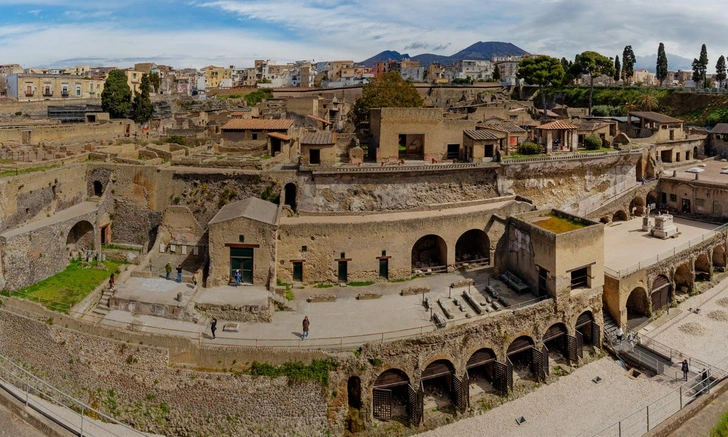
xmin=238 ymin=235 xmax=245 ymax=242
xmin=695 ymin=198 xmax=705 ymax=211
xmin=75 ymin=85 xmax=82 ymax=96
xmin=570 ymin=266 xmax=589 ymax=290
xmin=251 ymin=133 xmax=258 ymax=140
xmin=669 ymin=194 xmax=677 ymax=202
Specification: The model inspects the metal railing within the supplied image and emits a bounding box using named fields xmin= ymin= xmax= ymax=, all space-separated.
xmin=501 ymin=149 xmax=640 ymax=164
xmin=0 ymin=352 xmax=148 ymax=436
xmin=590 ymin=356 xmax=728 ymax=437
xmin=605 ymin=222 xmax=728 ymax=278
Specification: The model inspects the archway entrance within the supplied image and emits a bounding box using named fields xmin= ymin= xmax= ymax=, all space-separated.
xmin=626 ymin=287 xmax=650 ymax=329
xmin=421 ymin=360 xmax=456 ymax=413
xmin=695 ymin=254 xmax=711 ymax=282
xmin=411 ymin=235 xmax=447 ymax=273
xmin=284 ymin=183 xmax=297 ymax=211
xmin=93 ymin=181 xmax=103 ymax=196
xmin=646 ymin=190 xmax=658 ymax=211
xmin=372 ymin=369 xmax=411 ymax=422
xmin=347 ymin=376 xmax=361 ymax=410
xmin=575 ymin=311 xmax=596 ymax=358
xmin=66 ymin=221 xmax=95 ymax=253
xmin=543 ymin=323 xmax=569 ymax=366
xmin=455 ymin=229 xmax=489 ymax=267
xmin=693 ymin=146 xmax=699 ymax=160
xmin=629 ymin=197 xmax=646 ymax=216
xmin=466 ymin=348 xmax=497 ymax=397
xmin=613 ymin=210 xmax=628 ymax=222
xmin=674 ymin=264 xmax=693 ymax=294
xmin=651 ymin=275 xmax=672 ymax=313
xmin=713 ymin=246 xmax=727 ymax=271
xmin=507 ymin=336 xmax=537 ymax=383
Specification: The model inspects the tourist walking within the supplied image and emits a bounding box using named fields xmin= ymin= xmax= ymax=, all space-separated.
xmin=302 ymin=316 xmax=310 ymax=340
xmin=165 ymin=262 xmax=172 ymax=280
xmin=210 ymin=318 xmax=217 ymax=340
xmin=108 ymin=273 xmax=115 ymax=291
xmin=234 ymin=269 xmax=242 ymax=287
xmin=191 ymin=271 xmax=198 ymax=287
xmin=682 ymin=359 xmax=690 ymax=381
xmin=176 ymin=264 xmax=182 ymax=283
xmin=615 ymin=326 xmax=624 ymax=344
xmin=627 ymin=331 xmax=635 ymax=351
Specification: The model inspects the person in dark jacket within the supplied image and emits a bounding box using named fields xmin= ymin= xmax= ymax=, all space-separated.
xmin=681 ymin=359 xmax=690 ymax=381
xmin=302 ymin=316 xmax=310 ymax=340
xmin=210 ymin=318 xmax=217 ymax=340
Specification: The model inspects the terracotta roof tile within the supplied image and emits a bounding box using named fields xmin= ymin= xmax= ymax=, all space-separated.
xmin=464 ymin=130 xmax=500 ymax=141
xmin=629 ymin=112 xmax=683 ymax=124
xmin=479 ymin=122 xmax=527 ymax=134
xmin=221 ymin=119 xmax=294 ymax=130
xmin=711 ymin=123 xmax=728 ymax=135
xmin=302 ymin=132 xmax=335 ymax=145
xmin=536 ymin=121 xmax=578 ymax=130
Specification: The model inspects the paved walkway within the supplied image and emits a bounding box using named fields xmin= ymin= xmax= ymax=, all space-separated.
xmin=0 ymin=402 xmax=46 ymax=437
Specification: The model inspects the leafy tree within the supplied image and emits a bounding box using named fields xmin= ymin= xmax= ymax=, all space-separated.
xmin=516 ymin=55 xmax=565 ymax=116
xmin=492 ymin=65 xmax=501 ymax=81
xmin=694 ymin=44 xmax=709 ymax=88
xmin=131 ymin=73 xmax=154 ymax=124
xmin=101 ymin=69 xmax=132 ymax=118
xmin=622 ymin=46 xmax=636 ymax=84
xmin=149 ymin=72 xmax=161 ymax=93
xmin=716 ymin=55 xmax=727 ymax=87
xmin=637 ymin=89 xmax=659 ymax=111
xmin=656 ymin=43 xmax=668 ymax=87
xmin=560 ymin=57 xmax=574 ymax=85
xmin=614 ymin=55 xmax=621 ymax=82
xmin=584 ymin=134 xmax=602 ymax=150
xmin=349 ymin=71 xmax=424 ymax=127
xmin=571 ymin=51 xmax=616 ymax=115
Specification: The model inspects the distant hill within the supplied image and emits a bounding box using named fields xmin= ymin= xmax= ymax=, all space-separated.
xmin=358 ymin=41 xmax=529 ymax=67
xmin=634 ymin=53 xmax=694 ymax=73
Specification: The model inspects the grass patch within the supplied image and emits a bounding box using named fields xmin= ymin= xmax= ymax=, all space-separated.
xmin=248 ymin=359 xmax=337 ymax=386
xmin=532 ymin=213 xmax=587 ymax=234
xmin=503 ymin=152 xmax=549 ymax=160
xmin=712 ymin=410 xmax=728 ymax=437
xmin=0 ymin=164 xmax=61 ymax=178
xmin=102 ymin=244 xmax=141 ymax=252
xmin=389 ymin=277 xmax=412 ymax=283
xmin=314 ymin=283 xmax=335 ymax=289
xmin=348 ymin=281 xmax=374 ymax=287
xmin=5 ymin=259 xmax=125 ymax=313
xmin=285 ymin=289 xmax=294 ymax=301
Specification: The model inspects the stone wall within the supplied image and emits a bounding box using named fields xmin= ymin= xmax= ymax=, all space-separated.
xmin=0 ymin=121 xmax=132 ymax=147
xmin=0 ymin=308 xmax=328 ymax=437
xmin=0 ymin=98 xmax=101 ymax=117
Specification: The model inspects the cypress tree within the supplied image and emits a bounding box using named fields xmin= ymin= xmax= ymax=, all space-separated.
xmin=656 ymin=43 xmax=668 ymax=87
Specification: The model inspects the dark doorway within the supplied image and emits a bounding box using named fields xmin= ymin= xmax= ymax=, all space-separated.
xmin=446 ymin=144 xmax=460 ymax=160
xmin=271 ymin=138 xmax=282 ymax=155
xmin=681 ymin=199 xmax=691 ymax=213
xmin=373 ymin=369 xmax=410 ymax=421
xmin=466 ymin=348 xmax=497 ymax=395
xmin=230 ymin=247 xmax=254 ymax=284
xmin=100 ymin=225 xmax=110 ymax=245
xmin=575 ymin=311 xmax=595 ymax=346
xmin=398 ymin=133 xmax=425 ymax=160
xmin=309 ymin=149 xmax=321 ymax=164
xmin=293 ymin=262 xmax=303 ymax=282
xmin=284 ymin=183 xmax=297 ymax=211
xmin=348 ymin=376 xmax=362 ymax=409
xmin=674 ymin=264 xmax=692 ymax=294
xmin=651 ymin=275 xmax=671 ymax=312
xmin=379 ymin=258 xmax=389 ymax=280
xmin=93 ymin=181 xmax=103 ymax=196
xmin=455 ymin=229 xmax=489 ymax=266
xmin=411 ymin=234 xmax=447 ymax=272
xmin=695 ymin=254 xmax=711 ymax=281
xmin=338 ymin=260 xmax=348 ymax=283
xmin=507 ymin=336 xmax=536 ymax=381
xmin=421 ymin=360 xmax=455 ymax=412
xmin=66 ymin=221 xmax=95 ymax=251
xmin=543 ymin=323 xmax=568 ymax=363
xmin=626 ymin=287 xmax=650 ymax=327
xmin=538 ymin=267 xmax=548 ymax=296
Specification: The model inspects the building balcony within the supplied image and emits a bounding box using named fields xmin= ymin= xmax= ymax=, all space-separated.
xmin=25 ymin=91 xmax=34 ymax=97
xmin=61 ymin=91 xmax=69 ymax=97
xmin=43 ymin=90 xmax=53 ymax=96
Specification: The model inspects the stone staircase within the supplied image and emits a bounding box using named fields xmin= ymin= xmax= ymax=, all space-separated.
xmin=92 ymin=287 xmax=114 ymax=317
xmin=602 ymin=310 xmax=621 ymax=345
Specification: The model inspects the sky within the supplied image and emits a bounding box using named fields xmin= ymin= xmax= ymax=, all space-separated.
xmin=0 ymin=0 xmax=726 ymax=70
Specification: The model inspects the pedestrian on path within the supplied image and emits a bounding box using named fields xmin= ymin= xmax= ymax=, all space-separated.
xmin=302 ymin=316 xmax=310 ymax=340
xmin=210 ymin=318 xmax=217 ymax=340
xmin=165 ymin=263 xmax=172 ymax=280
xmin=192 ymin=271 xmax=198 ymax=287
xmin=616 ymin=326 xmax=624 ymax=344
xmin=235 ymin=269 xmax=242 ymax=287
xmin=108 ymin=273 xmax=115 ymax=291
xmin=176 ymin=264 xmax=182 ymax=283
xmin=682 ymin=359 xmax=690 ymax=381
xmin=627 ymin=331 xmax=635 ymax=351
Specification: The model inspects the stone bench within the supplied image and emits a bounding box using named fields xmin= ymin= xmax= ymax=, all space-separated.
xmin=356 ymin=293 xmax=382 ymax=300
xmin=432 ymin=311 xmax=447 ymax=328
xmin=306 ymin=294 xmax=337 ymax=303
xmin=500 ymin=272 xmax=530 ymax=294
xmin=438 ymin=298 xmax=455 ymax=320
xmin=461 ymin=292 xmax=483 ymax=315
xmin=222 ymin=322 xmax=239 ymax=333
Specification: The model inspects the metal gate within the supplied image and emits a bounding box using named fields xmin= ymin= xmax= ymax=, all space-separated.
xmin=567 ymin=335 xmax=578 ymax=362
xmin=493 ymin=361 xmax=509 ymax=394
xmin=406 ymin=384 xmax=423 ymax=426
xmin=452 ymin=374 xmax=467 ymax=413
xmin=462 ymin=372 xmax=469 ymax=410
xmin=532 ymin=347 xmax=546 ymax=382
xmin=575 ymin=331 xmax=584 ymax=359
xmin=373 ymin=388 xmax=392 ymax=420
xmin=592 ymin=322 xmax=602 ymax=348
xmin=651 ymin=276 xmax=671 ymax=313
xmin=506 ymin=358 xmax=514 ymax=391
xmin=542 ymin=345 xmax=550 ymax=377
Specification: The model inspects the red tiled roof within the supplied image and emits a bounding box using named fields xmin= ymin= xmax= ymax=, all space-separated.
xmin=302 ymin=132 xmax=336 ymax=145
xmin=221 ymin=119 xmax=294 ymax=130
xmin=464 ymin=130 xmax=500 ymax=141
xmin=536 ymin=121 xmax=578 ymax=130
xmin=267 ymin=132 xmax=292 ymax=141
xmin=305 ymin=114 xmax=331 ymax=125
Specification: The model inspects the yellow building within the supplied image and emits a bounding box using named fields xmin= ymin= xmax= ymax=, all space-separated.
xmin=124 ymin=70 xmax=144 ymax=94
xmin=202 ymin=66 xmax=232 ymax=89
xmin=7 ymin=74 xmax=104 ymax=101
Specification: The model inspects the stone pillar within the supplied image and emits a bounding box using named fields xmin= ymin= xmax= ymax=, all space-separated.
xmin=546 ymin=131 xmax=552 ymax=154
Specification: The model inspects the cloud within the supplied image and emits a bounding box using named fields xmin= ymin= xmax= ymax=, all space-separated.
xmin=403 ymin=42 xmax=451 ymax=52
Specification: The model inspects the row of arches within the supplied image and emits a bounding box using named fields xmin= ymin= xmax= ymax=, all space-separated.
xmin=412 ymin=230 xmax=490 ymax=271
xmin=601 ymin=191 xmax=660 ymax=224
xmin=365 ymin=311 xmax=598 ymax=424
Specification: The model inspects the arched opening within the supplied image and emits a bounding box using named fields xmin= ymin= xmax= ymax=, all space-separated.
xmin=466 ymin=348 xmax=497 ymax=396
xmin=626 ymin=287 xmax=650 ymax=328
xmin=674 ymin=264 xmax=693 ymax=294
xmin=651 ymin=275 xmax=672 ymax=314
xmin=372 ymin=369 xmax=410 ymax=421
xmin=507 ymin=336 xmax=535 ymax=382
xmin=713 ymin=246 xmax=727 ymax=270
xmin=693 ymin=146 xmax=699 ymax=160
xmin=600 ymin=216 xmax=610 ymax=224
xmin=695 ymin=254 xmax=711 ymax=281
xmin=284 ymin=183 xmax=297 ymax=211
xmin=347 ymin=376 xmax=361 ymax=409
xmin=411 ymin=235 xmax=447 ymax=272
xmin=455 ymin=229 xmax=490 ymax=267
xmin=636 ymin=156 xmax=645 ymax=181
xmin=66 ymin=221 xmax=95 ymax=253
xmin=612 ymin=210 xmax=628 ymax=222
xmin=421 ymin=359 xmax=456 ymax=413
xmin=575 ymin=311 xmax=595 ymax=347
xmin=629 ymin=197 xmax=646 ymax=216
xmin=543 ymin=323 xmax=568 ymax=364
xmin=93 ymin=181 xmax=103 ymax=196
xmin=646 ymin=190 xmax=658 ymax=211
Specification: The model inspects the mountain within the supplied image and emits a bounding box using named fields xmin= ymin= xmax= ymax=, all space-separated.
xmin=357 ymin=41 xmax=529 ymax=67
xmin=633 ymin=53 xmax=694 ymax=73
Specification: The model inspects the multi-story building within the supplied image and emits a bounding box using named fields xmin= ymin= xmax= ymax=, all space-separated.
xmin=125 ymin=69 xmax=145 ymax=94
xmin=201 ymin=66 xmax=232 ymax=89
xmin=453 ymin=59 xmax=493 ymax=81
xmin=5 ymin=73 xmax=105 ymax=101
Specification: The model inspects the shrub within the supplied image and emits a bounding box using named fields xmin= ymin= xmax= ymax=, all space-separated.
xmin=519 ymin=141 xmax=543 ymax=155
xmin=166 ymin=135 xmax=186 ymax=146
xmin=584 ymin=134 xmax=602 ymax=150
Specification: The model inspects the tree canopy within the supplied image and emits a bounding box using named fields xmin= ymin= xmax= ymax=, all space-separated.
xmin=516 ymin=55 xmax=564 ymax=114
xmin=693 ymin=44 xmax=709 ymax=88
xmin=131 ymin=73 xmax=154 ymax=124
xmin=571 ymin=51 xmax=615 ymax=115
xmin=101 ymin=69 xmax=132 ymax=119
xmin=622 ymin=46 xmax=636 ymax=84
xmin=613 ymin=55 xmax=621 ymax=82
xmin=656 ymin=43 xmax=668 ymax=86
xmin=349 ymin=72 xmax=423 ymax=127
xmin=716 ymin=55 xmax=726 ymax=86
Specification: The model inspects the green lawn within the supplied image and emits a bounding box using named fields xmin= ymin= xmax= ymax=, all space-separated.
xmin=713 ymin=410 xmax=728 ymax=437
xmin=6 ymin=260 xmax=125 ymax=313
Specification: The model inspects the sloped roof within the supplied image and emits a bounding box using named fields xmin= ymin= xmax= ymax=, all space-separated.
xmin=221 ymin=119 xmax=294 ymax=130
xmin=711 ymin=123 xmax=728 ymax=134
xmin=535 ymin=121 xmax=578 ymax=130
xmin=629 ymin=112 xmax=683 ymax=124
xmin=464 ymin=129 xmax=500 ymax=141
xmin=305 ymin=114 xmax=331 ymax=125
xmin=573 ymin=120 xmax=609 ymax=132
xmin=209 ymin=197 xmax=278 ymax=226
xmin=479 ymin=122 xmax=527 ymax=134
xmin=536 ymin=108 xmax=560 ymax=118
xmin=302 ymin=132 xmax=335 ymax=145
xmin=267 ymin=132 xmax=292 ymax=141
